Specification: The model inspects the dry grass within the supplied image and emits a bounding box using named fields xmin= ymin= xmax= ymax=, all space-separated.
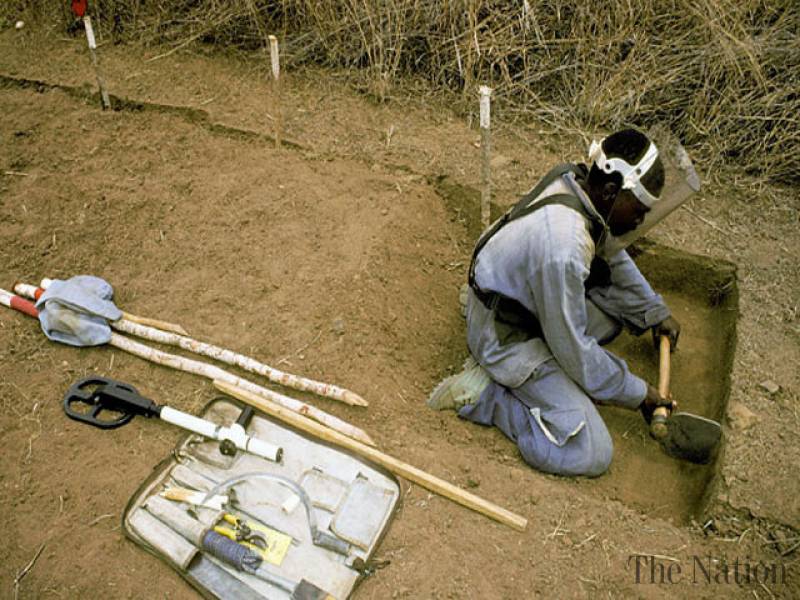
xmin=6 ymin=0 xmax=799 ymax=184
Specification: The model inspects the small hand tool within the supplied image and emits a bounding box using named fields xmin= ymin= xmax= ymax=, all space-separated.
xmin=215 ymin=513 xmax=269 ymax=550
xmin=161 ymin=486 xmax=229 ymax=510
xmin=650 ymin=336 xmax=722 ymax=464
xmin=63 ymin=376 xmax=283 ymax=462
xmin=201 ymin=472 xmax=351 ymax=557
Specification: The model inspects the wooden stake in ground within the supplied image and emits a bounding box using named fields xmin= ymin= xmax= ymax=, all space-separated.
xmin=479 ymin=85 xmax=493 ymax=230
xmin=82 ymin=16 xmax=111 ymax=110
xmin=215 ymin=379 xmax=529 ymax=532
xmin=269 ymin=35 xmax=281 ymax=148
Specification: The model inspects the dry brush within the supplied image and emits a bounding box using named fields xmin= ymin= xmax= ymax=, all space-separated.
xmin=5 ymin=0 xmax=799 ymax=184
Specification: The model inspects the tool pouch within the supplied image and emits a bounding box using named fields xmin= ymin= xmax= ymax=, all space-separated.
xmin=122 ymin=396 xmax=400 ymax=599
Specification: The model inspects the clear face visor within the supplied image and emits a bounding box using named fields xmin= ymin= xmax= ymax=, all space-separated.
xmin=595 ymin=126 xmax=701 ymax=258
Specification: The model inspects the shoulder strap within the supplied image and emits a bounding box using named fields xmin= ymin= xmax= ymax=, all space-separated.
xmin=509 ymin=163 xmax=583 ymax=220
xmin=467 ymin=164 xmax=602 ymax=305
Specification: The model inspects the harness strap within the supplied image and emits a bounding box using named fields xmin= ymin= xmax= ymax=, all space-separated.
xmin=467 ymin=164 xmax=608 ymax=342
xmin=468 ymin=194 xmax=588 ymax=307
xmin=468 ymin=164 xmax=602 ymax=304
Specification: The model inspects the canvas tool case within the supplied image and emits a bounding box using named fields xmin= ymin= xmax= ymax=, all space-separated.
xmin=122 ymin=396 xmax=400 ymax=599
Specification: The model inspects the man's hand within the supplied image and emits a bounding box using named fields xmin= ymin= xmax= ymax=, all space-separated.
xmin=640 ymin=384 xmax=677 ymax=424
xmin=652 ymin=316 xmax=681 ymax=351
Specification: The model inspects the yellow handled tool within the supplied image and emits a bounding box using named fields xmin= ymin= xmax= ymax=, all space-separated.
xmin=213 ymin=513 xmax=292 ymax=566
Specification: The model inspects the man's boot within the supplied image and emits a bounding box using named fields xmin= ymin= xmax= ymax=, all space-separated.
xmin=426 ymin=356 xmax=490 ymax=411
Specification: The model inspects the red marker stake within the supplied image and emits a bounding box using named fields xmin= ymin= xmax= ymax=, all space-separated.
xmin=0 ymin=290 xmax=39 ymax=318
xmin=72 ymin=1 xmax=111 ymax=109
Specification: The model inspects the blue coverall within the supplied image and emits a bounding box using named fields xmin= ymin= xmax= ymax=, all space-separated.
xmin=460 ymin=171 xmax=670 ymax=476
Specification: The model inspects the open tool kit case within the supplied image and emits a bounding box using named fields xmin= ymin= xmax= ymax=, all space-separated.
xmin=122 ymin=397 xmax=400 ymax=599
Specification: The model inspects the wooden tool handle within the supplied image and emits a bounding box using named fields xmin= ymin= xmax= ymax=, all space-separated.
xmin=650 ymin=335 xmax=671 ymax=439
xmin=214 ymin=379 xmax=529 ymax=532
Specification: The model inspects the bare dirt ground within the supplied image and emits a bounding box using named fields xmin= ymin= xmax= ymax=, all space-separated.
xmin=1 ymin=25 xmax=799 ymax=599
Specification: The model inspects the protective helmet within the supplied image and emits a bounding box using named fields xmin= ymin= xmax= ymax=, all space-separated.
xmin=591 ymin=126 xmax=701 ymax=258
xmin=588 ymin=136 xmax=661 ymax=207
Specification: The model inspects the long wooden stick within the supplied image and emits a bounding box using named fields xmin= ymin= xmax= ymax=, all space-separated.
xmin=119 ymin=311 xmax=189 ymax=336
xmin=214 ymin=380 xmax=528 ymax=532
xmin=24 ymin=281 xmax=363 ymax=406
xmin=112 ymin=318 xmax=367 ymax=406
xmin=0 ymin=289 xmax=374 ymax=447
xmin=109 ymin=333 xmax=374 ymax=446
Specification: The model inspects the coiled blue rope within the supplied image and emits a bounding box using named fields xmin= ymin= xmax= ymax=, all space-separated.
xmin=202 ymin=530 xmax=262 ymax=574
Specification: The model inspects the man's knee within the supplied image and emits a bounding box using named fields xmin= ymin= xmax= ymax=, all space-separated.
xmin=553 ymin=423 xmax=613 ymax=477
xmin=579 ymin=425 xmax=613 ymax=477
xmin=518 ymin=415 xmax=613 ymax=477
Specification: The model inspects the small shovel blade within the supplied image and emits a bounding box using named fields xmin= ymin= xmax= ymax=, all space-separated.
xmin=660 ymin=412 xmax=721 ymax=464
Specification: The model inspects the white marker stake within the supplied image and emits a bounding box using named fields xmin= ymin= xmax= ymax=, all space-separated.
xmin=479 ymin=86 xmax=493 ymax=230
xmin=269 ymin=35 xmax=281 ymax=148
xmin=83 ymin=16 xmax=111 ymax=110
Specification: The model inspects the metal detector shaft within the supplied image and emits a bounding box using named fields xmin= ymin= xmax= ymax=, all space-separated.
xmin=160 ymin=406 xmax=283 ymax=463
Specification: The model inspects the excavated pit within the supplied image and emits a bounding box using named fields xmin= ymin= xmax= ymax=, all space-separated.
xmin=434 ymin=176 xmax=738 ymax=523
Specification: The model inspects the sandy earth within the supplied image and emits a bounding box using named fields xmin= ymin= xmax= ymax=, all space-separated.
xmin=1 ymin=24 xmax=799 ymax=599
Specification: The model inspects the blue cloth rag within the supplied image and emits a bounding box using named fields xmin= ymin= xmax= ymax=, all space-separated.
xmin=35 ymin=275 xmax=122 ymax=346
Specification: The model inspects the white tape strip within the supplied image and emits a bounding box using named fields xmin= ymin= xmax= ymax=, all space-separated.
xmin=83 ymin=17 xmax=97 ymax=50
xmin=479 ymin=86 xmax=492 ymax=129
xmin=13 ymin=283 xmax=38 ymax=299
xmin=281 ymin=493 xmax=300 ymax=514
xmin=269 ymin=35 xmax=280 ymax=80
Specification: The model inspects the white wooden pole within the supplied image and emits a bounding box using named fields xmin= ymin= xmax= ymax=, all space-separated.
xmin=108 ymin=333 xmax=376 ymax=447
xmin=83 ymin=16 xmax=111 ymax=110
xmin=269 ymin=35 xmax=281 ymax=148
xmin=3 ymin=285 xmax=375 ymax=447
xmin=27 ymin=280 xmax=362 ymax=406
xmin=112 ymin=318 xmax=367 ymax=407
xmin=479 ymin=86 xmax=493 ymax=230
